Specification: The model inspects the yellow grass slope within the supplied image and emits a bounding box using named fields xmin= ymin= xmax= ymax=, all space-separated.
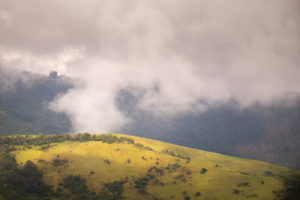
xmin=13 ymin=134 xmax=294 ymax=200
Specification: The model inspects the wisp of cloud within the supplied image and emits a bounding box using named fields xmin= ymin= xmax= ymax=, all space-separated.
xmin=0 ymin=0 xmax=300 ymax=132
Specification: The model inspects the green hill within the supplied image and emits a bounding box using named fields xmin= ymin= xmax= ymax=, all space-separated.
xmin=0 ymin=133 xmax=299 ymax=200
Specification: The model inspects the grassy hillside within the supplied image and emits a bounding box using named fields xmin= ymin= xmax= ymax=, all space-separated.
xmin=1 ymin=134 xmax=299 ymax=200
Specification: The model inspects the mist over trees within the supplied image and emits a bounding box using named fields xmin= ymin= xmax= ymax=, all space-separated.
xmin=117 ymin=89 xmax=300 ymax=169
xmin=1 ymin=72 xmax=300 ymax=169
xmin=0 ymin=70 xmax=73 ymax=135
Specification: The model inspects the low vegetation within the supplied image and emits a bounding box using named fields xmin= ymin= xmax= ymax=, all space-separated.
xmin=0 ymin=133 xmax=299 ymax=200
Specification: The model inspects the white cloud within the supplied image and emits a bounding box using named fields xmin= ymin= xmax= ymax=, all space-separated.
xmin=1 ymin=0 xmax=300 ymax=132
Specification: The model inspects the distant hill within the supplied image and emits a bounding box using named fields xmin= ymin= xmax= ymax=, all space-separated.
xmin=0 ymin=133 xmax=299 ymax=200
xmin=0 ymin=70 xmax=73 ymax=135
xmin=1 ymin=71 xmax=300 ymax=170
xmin=118 ymin=90 xmax=300 ymax=169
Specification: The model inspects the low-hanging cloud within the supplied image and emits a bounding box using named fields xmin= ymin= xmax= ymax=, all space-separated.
xmin=0 ymin=0 xmax=300 ymax=132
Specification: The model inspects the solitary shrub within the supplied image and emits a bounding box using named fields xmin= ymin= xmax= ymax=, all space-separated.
xmin=195 ymin=192 xmax=201 ymax=196
xmin=200 ymin=168 xmax=207 ymax=174
xmin=142 ymin=156 xmax=147 ymax=160
xmin=237 ymin=182 xmax=250 ymax=187
xmin=232 ymin=189 xmax=240 ymax=195
xmin=184 ymin=196 xmax=191 ymax=200
xmin=104 ymin=159 xmax=110 ymax=165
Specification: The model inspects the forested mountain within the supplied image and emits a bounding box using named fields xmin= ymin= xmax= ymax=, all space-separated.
xmin=1 ymin=72 xmax=300 ymax=169
xmin=118 ymin=91 xmax=300 ymax=169
xmin=0 ymin=70 xmax=73 ymax=135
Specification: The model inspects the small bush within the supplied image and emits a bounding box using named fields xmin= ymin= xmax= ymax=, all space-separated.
xmin=237 ymin=182 xmax=250 ymax=187
xmin=200 ymin=168 xmax=207 ymax=174
xmin=195 ymin=192 xmax=201 ymax=196
xmin=104 ymin=181 xmax=125 ymax=195
xmin=184 ymin=196 xmax=191 ymax=200
xmin=142 ymin=156 xmax=147 ymax=160
xmin=52 ymin=158 xmax=68 ymax=167
xmin=134 ymin=176 xmax=149 ymax=189
xmin=233 ymin=189 xmax=240 ymax=195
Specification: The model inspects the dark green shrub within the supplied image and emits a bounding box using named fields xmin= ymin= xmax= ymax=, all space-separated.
xmin=63 ymin=175 xmax=88 ymax=194
xmin=200 ymin=168 xmax=207 ymax=174
xmin=52 ymin=158 xmax=68 ymax=167
xmin=134 ymin=177 xmax=149 ymax=189
xmin=184 ymin=195 xmax=191 ymax=200
xmin=81 ymin=133 xmax=91 ymax=141
xmin=0 ymin=158 xmax=52 ymax=199
xmin=104 ymin=180 xmax=125 ymax=198
xmin=0 ymin=152 xmax=17 ymax=171
xmin=237 ymin=182 xmax=250 ymax=187
xmin=233 ymin=189 xmax=240 ymax=194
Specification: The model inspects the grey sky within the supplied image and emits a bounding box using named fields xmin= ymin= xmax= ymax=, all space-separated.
xmin=0 ymin=0 xmax=300 ymax=132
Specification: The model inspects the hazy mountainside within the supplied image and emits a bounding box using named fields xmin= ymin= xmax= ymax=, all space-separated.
xmin=0 ymin=71 xmax=72 ymax=135
xmin=0 ymin=72 xmax=300 ymax=169
xmin=118 ymin=90 xmax=300 ymax=169
xmin=0 ymin=133 xmax=299 ymax=200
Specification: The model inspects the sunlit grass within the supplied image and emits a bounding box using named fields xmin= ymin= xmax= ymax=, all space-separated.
xmin=12 ymin=133 xmax=294 ymax=200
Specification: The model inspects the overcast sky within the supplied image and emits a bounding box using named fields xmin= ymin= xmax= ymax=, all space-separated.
xmin=0 ymin=0 xmax=300 ymax=132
